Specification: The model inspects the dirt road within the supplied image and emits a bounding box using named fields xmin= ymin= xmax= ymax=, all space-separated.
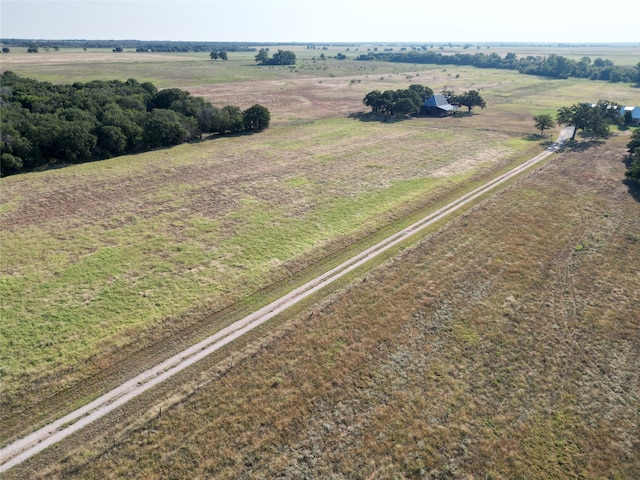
xmin=0 ymin=128 xmax=573 ymax=473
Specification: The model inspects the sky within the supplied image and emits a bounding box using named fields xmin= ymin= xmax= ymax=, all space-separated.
xmin=1 ymin=0 xmax=639 ymax=44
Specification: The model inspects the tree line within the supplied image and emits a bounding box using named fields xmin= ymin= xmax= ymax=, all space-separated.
xmin=0 ymin=72 xmax=270 ymax=176
xmin=356 ymin=50 xmax=640 ymax=84
xmin=362 ymin=85 xmax=486 ymax=117
xmin=0 ymin=39 xmax=257 ymax=53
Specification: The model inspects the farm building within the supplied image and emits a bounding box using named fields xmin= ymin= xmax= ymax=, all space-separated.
xmin=620 ymin=106 xmax=640 ymax=126
xmin=421 ymin=94 xmax=458 ymax=116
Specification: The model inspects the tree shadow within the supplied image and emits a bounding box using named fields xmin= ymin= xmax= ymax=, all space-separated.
xmin=623 ymin=178 xmax=640 ymax=203
xmin=524 ymin=133 xmax=555 ymax=148
xmin=452 ymin=111 xmax=474 ymax=117
xmin=524 ymin=134 xmax=542 ymax=142
xmin=561 ymin=139 xmax=605 ymax=152
xmin=348 ymin=111 xmax=412 ymax=123
xmin=348 ymin=111 xmax=377 ymax=122
xmin=620 ymin=152 xmax=640 ymax=202
xmin=202 ymin=130 xmax=261 ymax=142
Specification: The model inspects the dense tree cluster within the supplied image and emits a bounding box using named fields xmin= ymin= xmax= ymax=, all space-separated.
xmin=362 ymin=86 xmax=486 ymax=118
xmin=363 ymin=85 xmax=434 ymax=116
xmin=254 ymin=49 xmax=297 ymax=66
xmin=533 ymin=114 xmax=555 ymax=136
xmin=356 ymin=51 xmax=640 ymax=84
xmin=555 ymin=100 xmax=621 ymax=141
xmin=0 ymin=72 xmax=270 ymax=175
xmin=626 ymin=129 xmax=640 ymax=180
xmin=209 ymin=50 xmax=228 ymax=61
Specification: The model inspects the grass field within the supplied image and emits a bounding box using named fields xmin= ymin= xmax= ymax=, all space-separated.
xmin=1 ymin=111 xmax=535 ymax=444
xmin=7 ymin=129 xmax=639 ymax=480
xmin=1 ymin=44 xmax=639 ymax=477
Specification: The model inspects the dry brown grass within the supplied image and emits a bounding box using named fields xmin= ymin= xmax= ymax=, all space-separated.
xmin=10 ymin=135 xmax=639 ymax=479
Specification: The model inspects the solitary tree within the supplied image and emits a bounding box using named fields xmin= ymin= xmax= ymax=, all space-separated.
xmin=457 ymin=90 xmax=486 ymax=113
xmin=556 ymin=103 xmax=609 ymax=140
xmin=533 ymin=114 xmax=555 ymax=136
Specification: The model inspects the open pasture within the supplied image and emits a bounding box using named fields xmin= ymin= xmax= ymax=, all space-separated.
xmin=7 ymin=122 xmax=639 ymax=480
xmin=1 ymin=44 xmax=638 ymax=476
xmin=0 ymin=110 xmax=533 ymax=444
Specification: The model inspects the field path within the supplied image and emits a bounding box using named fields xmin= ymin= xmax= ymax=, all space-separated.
xmin=0 ymin=128 xmax=573 ymax=473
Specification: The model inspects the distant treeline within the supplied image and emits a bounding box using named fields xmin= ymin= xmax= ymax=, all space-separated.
xmin=356 ymin=51 xmax=640 ymax=84
xmin=0 ymin=39 xmax=258 ymax=53
xmin=0 ymin=72 xmax=271 ymax=175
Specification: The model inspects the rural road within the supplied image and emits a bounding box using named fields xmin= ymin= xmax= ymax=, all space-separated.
xmin=0 ymin=127 xmax=574 ymax=473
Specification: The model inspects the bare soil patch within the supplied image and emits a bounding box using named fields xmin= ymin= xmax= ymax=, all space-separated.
xmin=187 ymin=78 xmax=369 ymax=124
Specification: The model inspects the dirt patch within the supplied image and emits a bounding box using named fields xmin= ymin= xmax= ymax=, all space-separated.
xmin=187 ymin=78 xmax=368 ymax=125
xmin=431 ymin=145 xmax=513 ymax=177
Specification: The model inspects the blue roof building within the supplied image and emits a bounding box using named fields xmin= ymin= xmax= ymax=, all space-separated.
xmin=422 ymin=94 xmax=457 ymax=115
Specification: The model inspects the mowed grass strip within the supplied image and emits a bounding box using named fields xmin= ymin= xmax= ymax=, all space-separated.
xmin=26 ymin=135 xmax=638 ymax=480
xmin=0 ymin=115 xmax=526 ymax=437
